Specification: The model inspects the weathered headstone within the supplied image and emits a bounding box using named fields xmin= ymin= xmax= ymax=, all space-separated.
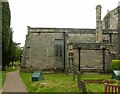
xmin=73 ymin=66 xmax=77 ymax=81
xmin=77 ymin=71 xmax=87 ymax=94
xmin=77 ymin=71 xmax=81 ymax=88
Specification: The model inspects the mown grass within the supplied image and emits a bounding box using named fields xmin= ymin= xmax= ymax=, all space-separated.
xmin=0 ymin=71 xmax=2 ymax=89
xmin=20 ymin=73 xmax=79 ymax=92
xmin=81 ymin=73 xmax=111 ymax=80
xmin=20 ymin=72 xmax=119 ymax=93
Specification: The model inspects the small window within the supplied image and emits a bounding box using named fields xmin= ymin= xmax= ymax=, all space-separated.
xmin=55 ymin=39 xmax=63 ymax=57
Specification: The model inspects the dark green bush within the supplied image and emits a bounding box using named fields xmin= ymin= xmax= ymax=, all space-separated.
xmin=112 ymin=60 xmax=120 ymax=70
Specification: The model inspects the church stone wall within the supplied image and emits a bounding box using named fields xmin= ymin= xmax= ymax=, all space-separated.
xmin=102 ymin=7 xmax=118 ymax=29
xmin=112 ymin=33 xmax=119 ymax=56
xmin=25 ymin=28 xmax=98 ymax=70
xmin=23 ymin=27 xmax=116 ymax=71
xmin=67 ymin=29 xmax=96 ymax=43
xmin=73 ymin=49 xmax=112 ymax=72
xmin=28 ymin=29 xmax=64 ymax=70
xmin=73 ymin=49 xmax=103 ymax=67
xmin=68 ymin=33 xmax=95 ymax=43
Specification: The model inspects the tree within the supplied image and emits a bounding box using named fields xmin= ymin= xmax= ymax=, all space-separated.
xmin=7 ymin=29 xmax=16 ymax=64
xmin=2 ymin=1 xmax=11 ymax=69
xmin=2 ymin=1 xmax=23 ymax=70
xmin=15 ymin=45 xmax=23 ymax=62
xmin=2 ymin=1 xmax=11 ymax=52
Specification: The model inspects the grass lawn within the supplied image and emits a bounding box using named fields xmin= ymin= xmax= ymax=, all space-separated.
xmin=20 ymin=72 xmax=119 ymax=93
xmin=20 ymin=73 xmax=79 ymax=92
xmin=0 ymin=71 xmax=2 ymax=89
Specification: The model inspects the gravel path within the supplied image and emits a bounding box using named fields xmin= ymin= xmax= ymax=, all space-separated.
xmin=2 ymin=70 xmax=28 ymax=93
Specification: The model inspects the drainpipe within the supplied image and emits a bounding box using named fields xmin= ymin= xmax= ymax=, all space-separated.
xmin=109 ymin=33 xmax=112 ymax=43
xmin=78 ymin=47 xmax=81 ymax=72
xmin=63 ymin=32 xmax=66 ymax=71
xmin=102 ymin=47 xmax=106 ymax=73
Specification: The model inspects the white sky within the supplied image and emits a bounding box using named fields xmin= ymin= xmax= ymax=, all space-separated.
xmin=8 ymin=0 xmax=120 ymax=47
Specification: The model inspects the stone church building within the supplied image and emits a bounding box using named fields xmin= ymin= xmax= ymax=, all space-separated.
xmin=21 ymin=3 xmax=120 ymax=72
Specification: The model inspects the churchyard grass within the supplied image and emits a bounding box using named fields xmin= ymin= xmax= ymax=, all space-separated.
xmin=20 ymin=73 xmax=79 ymax=92
xmin=20 ymin=72 xmax=119 ymax=93
xmin=0 ymin=71 xmax=2 ymax=89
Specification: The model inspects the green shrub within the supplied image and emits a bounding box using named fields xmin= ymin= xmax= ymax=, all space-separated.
xmin=112 ymin=60 xmax=120 ymax=70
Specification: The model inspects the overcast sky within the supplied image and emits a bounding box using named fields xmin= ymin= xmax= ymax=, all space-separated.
xmin=8 ymin=0 xmax=120 ymax=47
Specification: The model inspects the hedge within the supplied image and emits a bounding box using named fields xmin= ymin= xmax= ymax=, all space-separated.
xmin=112 ymin=60 xmax=120 ymax=70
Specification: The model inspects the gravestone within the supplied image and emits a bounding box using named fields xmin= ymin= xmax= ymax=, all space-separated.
xmin=32 ymin=71 xmax=44 ymax=81
xmin=112 ymin=70 xmax=120 ymax=80
xmin=77 ymin=71 xmax=87 ymax=94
